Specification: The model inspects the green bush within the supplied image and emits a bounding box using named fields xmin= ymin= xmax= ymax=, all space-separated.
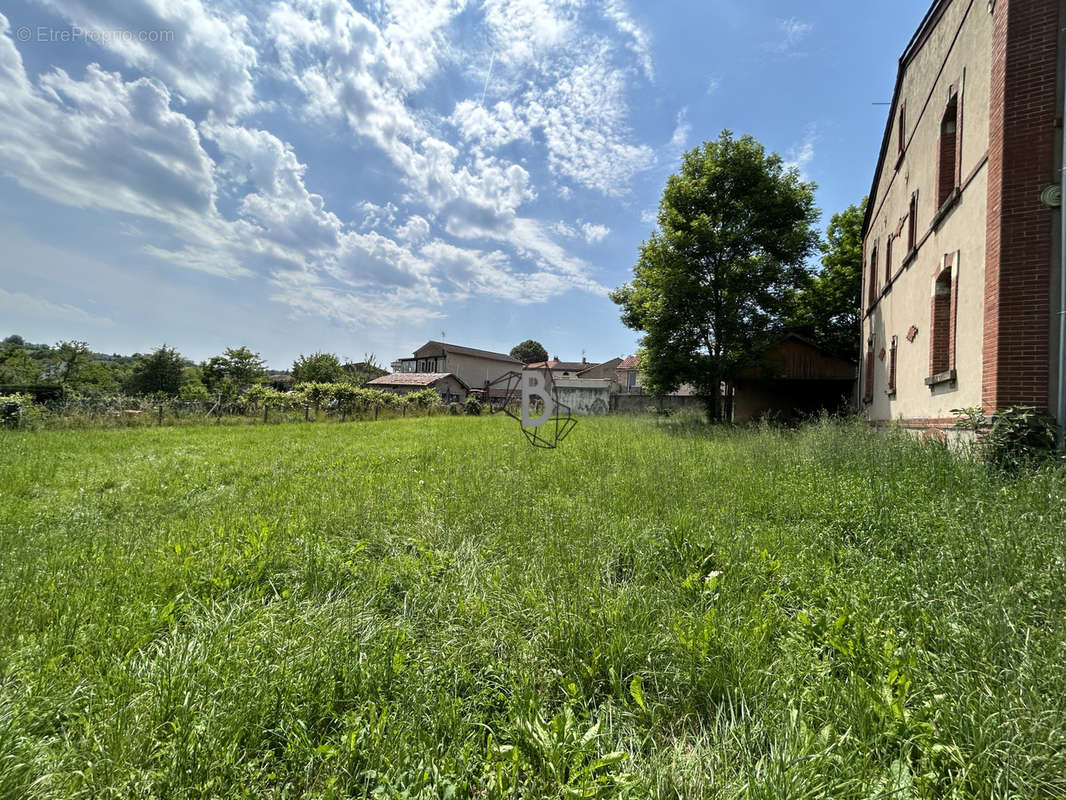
xmin=464 ymin=395 xmax=482 ymax=416
xmin=0 ymin=393 xmax=37 ymax=429
xmin=952 ymin=405 xmax=1059 ymax=471
xmin=404 ymin=388 xmax=442 ymax=410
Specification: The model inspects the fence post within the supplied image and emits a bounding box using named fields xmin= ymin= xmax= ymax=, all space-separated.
xmin=304 ymin=405 xmax=310 ymax=422
xmin=158 ymin=404 xmax=163 ymax=425
xmin=264 ymin=406 xmax=269 ymax=424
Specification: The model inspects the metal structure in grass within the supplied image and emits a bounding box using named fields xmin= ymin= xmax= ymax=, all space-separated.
xmin=486 ymin=366 xmax=576 ymax=449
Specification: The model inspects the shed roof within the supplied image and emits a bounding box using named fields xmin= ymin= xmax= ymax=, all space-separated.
xmin=368 ymin=372 xmax=470 ymax=389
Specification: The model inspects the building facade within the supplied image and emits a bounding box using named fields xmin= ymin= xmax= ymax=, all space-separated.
xmin=392 ymin=341 xmax=522 ymax=398
xmin=861 ymin=0 xmax=1064 ymax=433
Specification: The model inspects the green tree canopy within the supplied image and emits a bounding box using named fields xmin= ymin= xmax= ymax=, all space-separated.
xmin=126 ymin=344 xmax=187 ymax=396
xmin=292 ymin=352 xmax=344 ymax=384
xmin=510 ymin=339 xmax=549 ymax=364
xmin=786 ymin=198 xmax=866 ymax=361
xmin=202 ymin=346 xmax=267 ymax=395
xmin=611 ymin=131 xmax=821 ymax=420
xmin=0 ymin=341 xmax=41 ymax=384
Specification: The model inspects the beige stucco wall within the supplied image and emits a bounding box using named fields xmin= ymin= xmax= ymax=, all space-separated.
xmin=442 ymin=353 xmax=519 ymax=389
xmin=863 ymin=0 xmax=993 ymax=423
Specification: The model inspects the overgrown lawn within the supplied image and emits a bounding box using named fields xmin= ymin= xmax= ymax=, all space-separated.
xmin=1 ymin=416 xmax=1064 ymax=798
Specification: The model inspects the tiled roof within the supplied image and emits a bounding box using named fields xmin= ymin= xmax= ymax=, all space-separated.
xmin=618 ymin=355 xmax=640 ymax=370
xmin=527 ymin=359 xmax=591 ymax=371
xmin=416 ymin=340 xmax=522 ymax=363
xmin=368 ymin=372 xmax=464 ymax=388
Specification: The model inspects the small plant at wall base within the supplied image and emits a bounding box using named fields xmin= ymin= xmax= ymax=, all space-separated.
xmin=952 ymin=405 xmax=1059 ymax=470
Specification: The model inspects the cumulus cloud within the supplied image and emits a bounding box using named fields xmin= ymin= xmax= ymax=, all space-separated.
xmin=37 ymin=0 xmax=258 ymax=115
xmin=0 ymin=0 xmax=656 ymax=330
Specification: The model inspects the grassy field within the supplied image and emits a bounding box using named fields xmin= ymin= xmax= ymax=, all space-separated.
xmin=1 ymin=415 xmax=1064 ymax=799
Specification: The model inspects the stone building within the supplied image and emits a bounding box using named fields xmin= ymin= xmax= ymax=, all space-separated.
xmin=861 ymin=0 xmax=1065 ymax=435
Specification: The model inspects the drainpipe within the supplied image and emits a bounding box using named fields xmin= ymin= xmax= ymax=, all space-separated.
xmin=1059 ymin=40 xmax=1066 ymax=448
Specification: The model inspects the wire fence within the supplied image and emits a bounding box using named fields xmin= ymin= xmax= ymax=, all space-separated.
xmin=1 ymin=386 xmax=474 ymax=431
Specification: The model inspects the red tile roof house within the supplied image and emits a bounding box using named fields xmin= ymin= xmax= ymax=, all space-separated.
xmin=366 ymin=372 xmax=470 ymax=404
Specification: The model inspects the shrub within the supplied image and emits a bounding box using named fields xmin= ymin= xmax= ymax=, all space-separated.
xmin=464 ymin=395 xmax=482 ymax=416
xmin=0 ymin=393 xmax=36 ymax=429
xmin=405 ymin=388 xmax=442 ymax=410
xmin=952 ymin=405 xmax=1059 ymax=471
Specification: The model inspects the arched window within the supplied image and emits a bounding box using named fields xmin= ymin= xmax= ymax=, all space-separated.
xmin=888 ymin=335 xmax=898 ymax=396
xmin=929 ymin=257 xmax=955 ymax=378
xmin=864 ymin=336 xmax=876 ymax=404
xmin=867 ymin=243 xmax=879 ymax=307
xmin=938 ymin=91 xmax=959 ymax=209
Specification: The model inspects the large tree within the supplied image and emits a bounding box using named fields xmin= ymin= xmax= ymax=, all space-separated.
xmin=0 ymin=341 xmax=41 ymax=384
xmin=510 ymin=339 xmax=549 ymax=364
xmin=292 ymin=352 xmax=344 ymax=384
xmin=611 ymin=131 xmax=820 ymax=421
xmin=126 ymin=344 xmax=187 ymax=396
xmin=786 ymin=198 xmax=866 ymax=361
xmin=202 ymin=346 xmax=267 ymax=396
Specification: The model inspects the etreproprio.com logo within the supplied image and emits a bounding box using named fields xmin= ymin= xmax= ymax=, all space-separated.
xmin=487 ymin=367 xmax=576 ymax=449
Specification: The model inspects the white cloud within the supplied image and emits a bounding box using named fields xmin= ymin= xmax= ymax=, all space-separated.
xmin=37 ymin=0 xmax=258 ymax=115
xmin=602 ymin=0 xmax=653 ymax=80
xmin=668 ymin=107 xmax=691 ymax=154
xmin=706 ymin=75 xmax=721 ymax=95
xmin=537 ymin=44 xmax=655 ymax=195
xmin=786 ymin=125 xmax=818 ymax=176
xmin=0 ymin=0 xmax=652 ymax=334
xmin=0 ymin=287 xmax=113 ymax=326
xmin=580 ymin=222 xmax=610 ymax=244
xmin=396 ymin=215 xmax=431 ymax=243
xmin=770 ymin=18 xmax=813 ymax=54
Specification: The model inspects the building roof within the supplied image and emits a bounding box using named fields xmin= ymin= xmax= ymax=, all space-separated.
xmin=412 ymin=340 xmax=522 ymax=363
xmin=618 ymin=355 xmax=640 ymax=370
xmin=577 ymin=357 xmax=622 ymax=376
xmin=526 ymin=359 xmax=591 ymax=371
xmin=367 ymin=372 xmax=470 ymax=390
xmin=862 ymin=0 xmax=950 ymax=237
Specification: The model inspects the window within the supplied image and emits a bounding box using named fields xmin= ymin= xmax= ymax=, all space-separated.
xmin=907 ymin=192 xmax=919 ymax=253
xmin=937 ymin=91 xmax=959 ymax=209
xmin=864 ymin=337 xmax=875 ymax=403
xmin=929 ymin=255 xmax=956 ymax=380
xmin=887 ymin=336 xmax=898 ymax=395
xmin=885 ymin=236 xmax=894 ymax=284
xmin=897 ymin=101 xmax=907 ymax=162
xmin=867 ymin=243 xmax=878 ymax=307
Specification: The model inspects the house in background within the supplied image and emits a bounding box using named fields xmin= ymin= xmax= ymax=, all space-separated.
xmin=576 ymin=357 xmax=622 ymax=392
xmin=526 ymin=358 xmax=595 ymax=380
xmin=615 ymin=355 xmax=696 ymax=396
xmin=386 ymin=341 xmax=522 ymax=400
xmin=731 ymin=334 xmax=856 ymax=422
xmin=861 ymin=0 xmax=1064 ymax=434
xmin=367 ymin=372 xmax=470 ymax=403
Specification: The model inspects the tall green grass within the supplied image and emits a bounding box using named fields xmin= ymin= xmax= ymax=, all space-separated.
xmin=0 ymin=416 xmax=1064 ymax=798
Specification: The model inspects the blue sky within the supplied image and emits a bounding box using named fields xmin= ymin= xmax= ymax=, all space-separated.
xmin=0 ymin=0 xmax=931 ymax=369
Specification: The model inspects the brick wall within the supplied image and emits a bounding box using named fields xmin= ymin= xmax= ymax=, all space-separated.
xmin=982 ymin=0 xmax=1059 ymax=412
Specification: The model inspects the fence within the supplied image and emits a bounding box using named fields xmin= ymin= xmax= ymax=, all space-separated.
xmin=0 ymin=386 xmax=453 ymax=431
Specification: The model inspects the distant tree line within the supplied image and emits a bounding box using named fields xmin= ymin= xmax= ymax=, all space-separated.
xmin=0 ymin=336 xmax=386 ymax=400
